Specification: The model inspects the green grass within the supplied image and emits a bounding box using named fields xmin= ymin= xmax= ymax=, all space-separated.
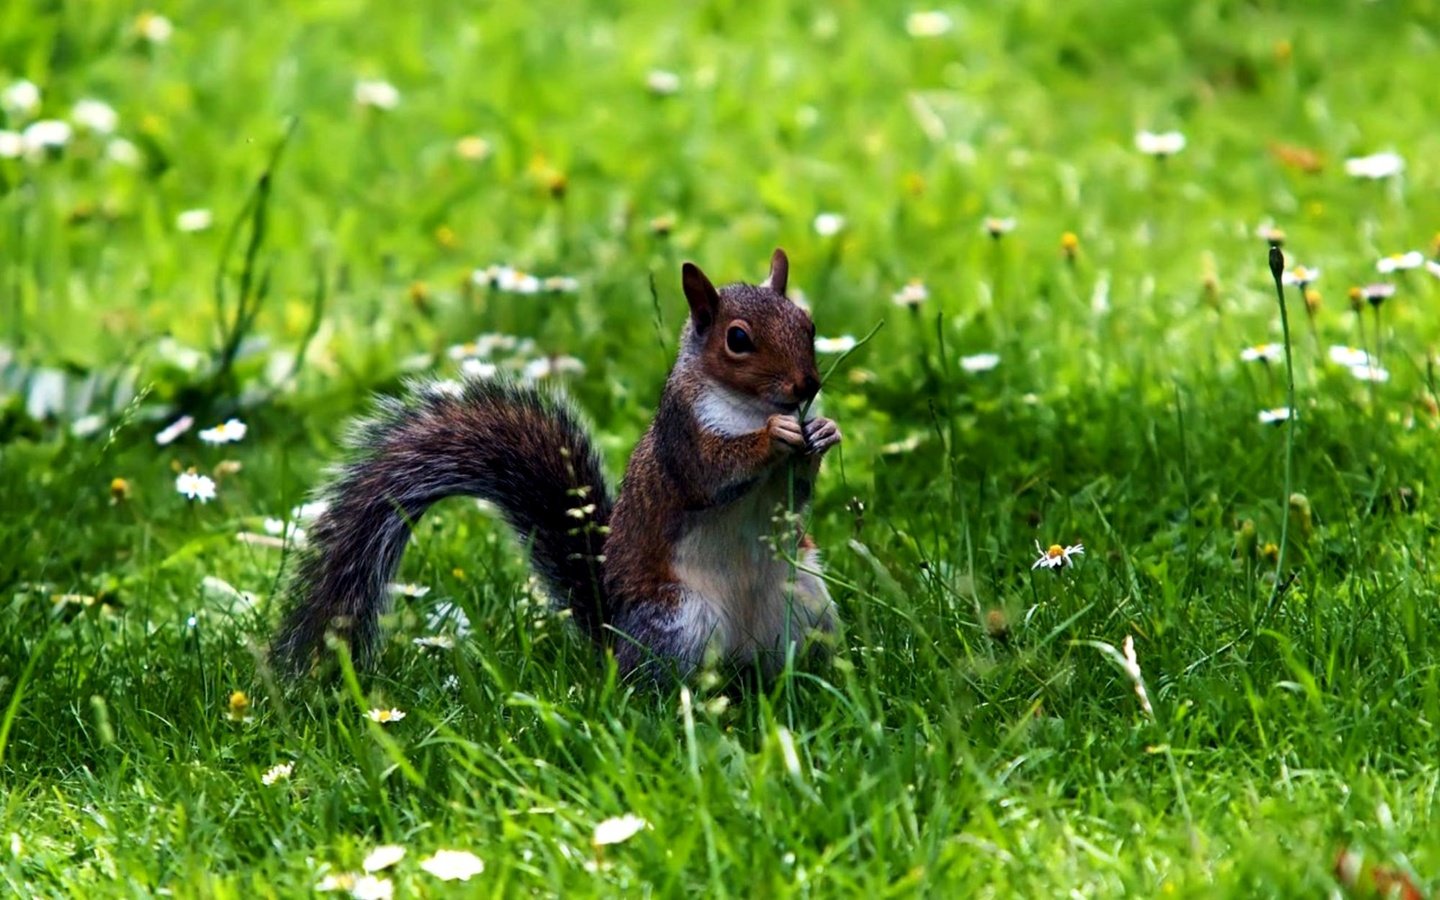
xmin=4 ymin=0 xmax=1440 ymax=896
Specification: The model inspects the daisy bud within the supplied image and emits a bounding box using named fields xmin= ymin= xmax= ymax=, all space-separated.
xmin=1303 ymin=288 xmax=1321 ymax=315
xmin=984 ymin=608 xmax=1010 ymax=644
xmin=1235 ymin=518 xmax=1257 ymax=562
xmin=1287 ymin=493 xmax=1314 ymax=545
xmin=109 ymin=477 xmax=130 ymax=502
xmin=1347 ymin=286 xmax=1365 ymax=312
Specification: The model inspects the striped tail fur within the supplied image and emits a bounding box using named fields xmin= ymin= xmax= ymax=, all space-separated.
xmin=272 ymin=378 xmax=613 ymax=675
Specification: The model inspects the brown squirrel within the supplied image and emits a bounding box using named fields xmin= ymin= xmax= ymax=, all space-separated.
xmin=272 ymin=249 xmax=841 ymax=680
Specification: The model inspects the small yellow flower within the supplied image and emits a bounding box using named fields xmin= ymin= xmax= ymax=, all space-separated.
xmin=1060 ymin=231 xmax=1080 ymax=259
xmin=227 ymin=690 xmax=251 ymax=722
xmin=1304 ymin=288 xmax=1321 ymax=314
xmin=434 ymin=225 xmax=458 ymax=249
xmin=648 ymin=213 xmax=676 ymax=236
xmin=109 ymin=477 xmax=130 ymax=502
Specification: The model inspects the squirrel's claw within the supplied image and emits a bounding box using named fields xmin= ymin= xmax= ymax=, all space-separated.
xmin=803 ymin=417 xmax=842 ymax=456
xmin=767 ymin=414 xmax=807 ymax=454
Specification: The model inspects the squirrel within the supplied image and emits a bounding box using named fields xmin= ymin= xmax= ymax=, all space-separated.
xmin=272 ymin=249 xmax=841 ymax=680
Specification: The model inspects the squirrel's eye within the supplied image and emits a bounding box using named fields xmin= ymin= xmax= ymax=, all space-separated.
xmin=726 ymin=326 xmax=755 ymax=354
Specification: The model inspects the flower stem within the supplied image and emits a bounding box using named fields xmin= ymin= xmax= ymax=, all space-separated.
xmin=1257 ymin=244 xmax=1297 ymax=630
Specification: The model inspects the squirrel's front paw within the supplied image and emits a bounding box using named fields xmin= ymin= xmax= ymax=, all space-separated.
xmin=767 ymin=414 xmax=806 ymax=455
xmin=803 ymin=417 xmax=842 ymax=456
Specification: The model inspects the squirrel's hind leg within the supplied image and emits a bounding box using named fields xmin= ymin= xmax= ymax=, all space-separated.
xmin=609 ymin=585 xmax=726 ymax=682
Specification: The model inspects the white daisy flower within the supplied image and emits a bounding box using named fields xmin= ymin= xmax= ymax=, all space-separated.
xmin=461 ymin=359 xmax=498 ymax=379
xmin=198 ymin=418 xmax=247 ymax=444
xmin=813 ymin=212 xmax=846 ymax=237
xmin=592 ymin=814 xmax=649 ymax=847
xmin=176 ymin=470 xmax=217 ymax=502
xmin=262 ymin=517 xmax=307 ymax=545
xmin=1031 ymin=540 xmax=1084 ymax=570
xmin=350 ymin=876 xmax=393 ymax=900
xmin=21 ymin=119 xmax=72 ymax=158
xmin=71 ymin=98 xmax=119 ymax=134
xmin=1240 ymin=343 xmax=1283 ymax=363
xmin=1280 ymin=265 xmax=1319 ymax=286
xmin=105 ymin=137 xmax=140 ymax=165
xmin=1429 ymin=260 xmax=1440 ymax=279
xmin=983 ymin=216 xmax=1016 ymax=238
xmin=498 ymin=267 xmax=541 ymax=294
xmin=1327 ymin=346 xmax=1371 ymax=367
xmin=315 ymin=873 xmax=356 ymax=893
xmin=455 ymin=135 xmax=491 ymax=161
xmin=2 ymin=79 xmax=41 ymax=119
xmin=261 ymin=762 xmax=293 ymax=785
xmin=1348 ymin=365 xmax=1390 ymax=383
xmin=645 ymin=70 xmax=681 ymax=95
xmin=1376 ymin=251 xmax=1424 ymax=274
xmin=176 ymin=208 xmax=213 ymax=233
xmin=155 ymin=415 xmax=194 ymax=445
xmin=542 ymin=275 xmax=580 ymax=293
xmin=905 ymin=11 xmax=953 ymax=37
xmin=388 ymin=583 xmax=431 ymax=599
xmin=366 ymin=708 xmax=406 ymax=724
xmin=419 ymin=849 xmax=485 ymax=882
xmin=1258 ymin=407 xmax=1293 ymax=425
xmin=354 ymin=79 xmax=401 ymax=110
xmin=891 ymin=279 xmax=928 ymax=308
xmin=293 ymin=500 xmax=328 ymax=521
xmin=412 ymin=635 xmax=455 ymax=650
xmin=1135 ymin=130 xmax=1185 ymax=156
xmin=362 ymin=845 xmax=407 ymax=873
xmin=136 ymin=12 xmax=174 ymax=44
xmin=960 ymin=353 xmax=1000 ymax=373
xmin=523 ymin=356 xmax=585 ymax=380
xmin=1344 ymin=152 xmax=1404 ymax=179
xmin=1360 ymin=283 xmax=1396 ymax=303
xmin=0 ymin=130 xmax=22 ymax=159
xmin=815 ymin=335 xmax=856 ymax=354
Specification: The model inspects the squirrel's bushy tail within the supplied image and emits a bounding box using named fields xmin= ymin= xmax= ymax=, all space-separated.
xmin=272 ymin=378 xmax=613 ymax=675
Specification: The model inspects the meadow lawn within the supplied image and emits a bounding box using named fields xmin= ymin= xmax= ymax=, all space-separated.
xmin=3 ymin=0 xmax=1440 ymax=896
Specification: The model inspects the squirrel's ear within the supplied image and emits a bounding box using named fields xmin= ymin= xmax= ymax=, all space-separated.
xmin=761 ymin=248 xmax=789 ymax=296
xmin=682 ymin=262 xmax=721 ymax=334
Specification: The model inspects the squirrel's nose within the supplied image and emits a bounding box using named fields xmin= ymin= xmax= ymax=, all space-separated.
xmin=796 ymin=374 xmax=821 ymax=403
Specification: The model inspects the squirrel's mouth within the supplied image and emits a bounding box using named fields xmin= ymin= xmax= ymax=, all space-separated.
xmin=773 ymin=400 xmax=801 ymax=414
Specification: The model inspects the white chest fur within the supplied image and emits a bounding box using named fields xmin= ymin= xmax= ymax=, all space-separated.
xmin=670 ymin=469 xmax=833 ymax=668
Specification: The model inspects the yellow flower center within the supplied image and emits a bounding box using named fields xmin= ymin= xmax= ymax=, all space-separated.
xmin=1047 ymin=544 xmax=1064 ymax=558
